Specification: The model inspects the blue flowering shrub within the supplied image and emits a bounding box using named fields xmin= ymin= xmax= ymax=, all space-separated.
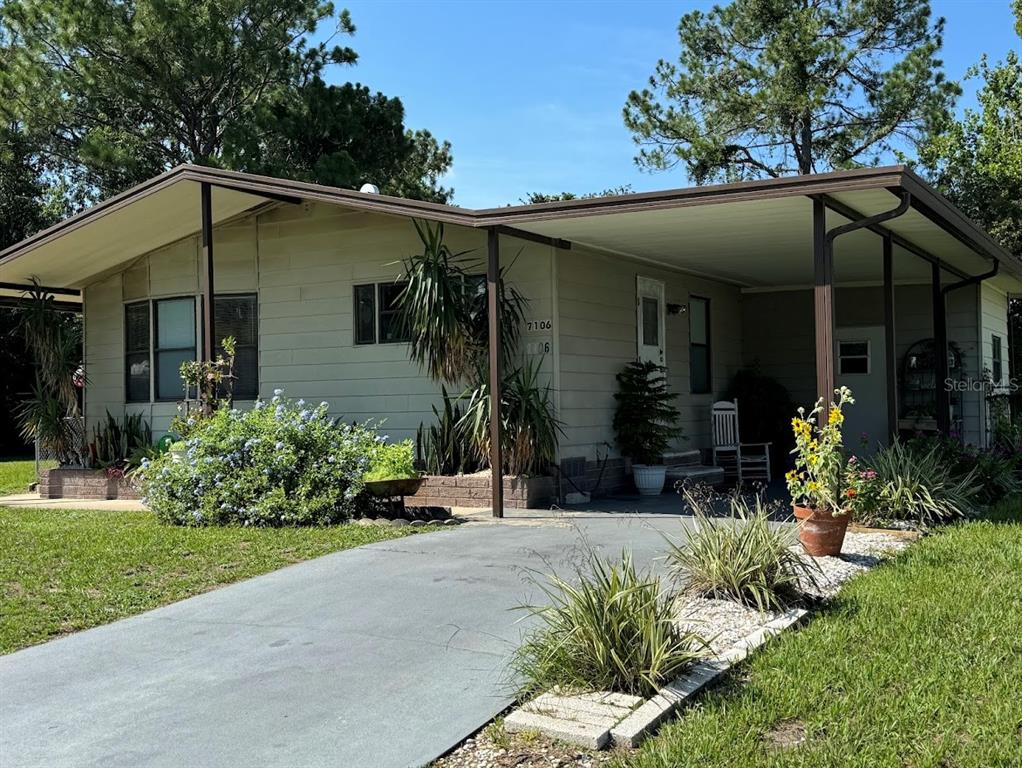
xmin=139 ymin=391 xmax=380 ymax=526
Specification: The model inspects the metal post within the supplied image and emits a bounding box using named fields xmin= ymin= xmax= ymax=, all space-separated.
xmin=200 ymin=182 xmax=215 ymax=361
xmin=883 ymin=235 xmax=898 ymax=442
xmin=932 ymin=262 xmax=951 ymax=434
xmin=487 ymin=228 xmax=504 ymax=518
xmin=813 ymin=198 xmax=834 ymax=413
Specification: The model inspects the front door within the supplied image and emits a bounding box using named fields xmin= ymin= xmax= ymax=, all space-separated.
xmin=637 ymin=276 xmax=666 ymax=366
xmin=835 ymin=326 xmax=888 ymax=454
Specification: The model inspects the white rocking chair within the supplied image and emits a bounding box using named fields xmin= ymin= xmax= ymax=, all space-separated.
xmin=711 ymin=400 xmax=772 ymax=485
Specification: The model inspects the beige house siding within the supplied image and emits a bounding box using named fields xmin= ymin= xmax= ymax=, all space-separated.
xmin=556 ymin=246 xmax=743 ymax=461
xmin=979 ymin=282 xmax=1010 ymax=444
xmin=83 ymin=202 xmax=555 ymax=443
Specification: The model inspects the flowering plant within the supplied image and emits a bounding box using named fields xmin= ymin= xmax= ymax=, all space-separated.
xmin=139 ymin=389 xmax=381 ymax=526
xmin=843 ymin=457 xmax=881 ymax=518
xmin=785 ymin=386 xmax=855 ymax=515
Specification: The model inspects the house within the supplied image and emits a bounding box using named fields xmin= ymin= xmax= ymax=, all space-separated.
xmin=1 ymin=164 xmax=1018 ymax=509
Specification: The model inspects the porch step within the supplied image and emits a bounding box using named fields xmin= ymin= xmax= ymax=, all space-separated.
xmin=664 ymin=450 xmax=702 ymax=468
xmin=665 ymin=464 xmax=726 ymax=487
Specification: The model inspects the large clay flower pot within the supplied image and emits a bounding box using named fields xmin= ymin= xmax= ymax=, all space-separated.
xmin=632 ymin=464 xmax=667 ymax=496
xmin=793 ymin=504 xmax=849 ymax=556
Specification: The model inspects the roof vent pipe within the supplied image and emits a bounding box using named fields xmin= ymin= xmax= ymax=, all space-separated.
xmin=359 ymin=183 xmax=380 ymax=194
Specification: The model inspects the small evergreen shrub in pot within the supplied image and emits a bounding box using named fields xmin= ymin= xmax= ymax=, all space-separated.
xmin=139 ymin=390 xmax=380 ymax=526
xmin=613 ymin=360 xmax=683 ymax=496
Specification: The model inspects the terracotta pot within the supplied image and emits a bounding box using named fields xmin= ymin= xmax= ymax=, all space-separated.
xmin=793 ymin=504 xmax=849 ymax=556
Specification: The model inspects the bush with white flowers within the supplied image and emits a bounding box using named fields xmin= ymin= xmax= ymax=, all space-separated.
xmin=139 ymin=390 xmax=381 ymax=526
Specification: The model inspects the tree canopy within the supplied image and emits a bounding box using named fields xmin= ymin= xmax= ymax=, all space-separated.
xmin=520 ymin=185 xmax=633 ymax=204
xmin=624 ymin=0 xmax=959 ymax=184
xmin=0 ymin=1 xmax=452 ymax=204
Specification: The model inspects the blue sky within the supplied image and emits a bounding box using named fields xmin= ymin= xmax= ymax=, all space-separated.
xmin=321 ymin=1 xmax=1018 ymax=207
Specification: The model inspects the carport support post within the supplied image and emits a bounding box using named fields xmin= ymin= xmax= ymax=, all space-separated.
xmin=487 ymin=228 xmax=504 ymax=518
xmin=932 ymin=262 xmax=951 ymax=434
xmin=883 ymin=235 xmax=898 ymax=442
xmin=200 ymin=182 xmax=215 ymax=361
xmin=813 ymin=197 xmax=834 ymax=414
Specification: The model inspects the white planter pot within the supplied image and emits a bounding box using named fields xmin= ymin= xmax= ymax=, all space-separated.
xmin=632 ymin=464 xmax=667 ymax=496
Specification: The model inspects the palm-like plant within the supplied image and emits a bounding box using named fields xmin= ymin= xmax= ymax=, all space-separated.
xmin=398 ymin=220 xmax=526 ymax=385
xmin=16 ymin=279 xmax=83 ymax=464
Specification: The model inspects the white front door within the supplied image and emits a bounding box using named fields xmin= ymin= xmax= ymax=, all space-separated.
xmin=835 ymin=326 xmax=888 ymax=454
xmin=637 ymin=276 xmax=666 ymax=366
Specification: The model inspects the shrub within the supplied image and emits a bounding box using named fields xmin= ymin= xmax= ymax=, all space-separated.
xmin=847 ymin=440 xmax=980 ymax=528
xmin=366 ymin=439 xmax=418 ymax=482
xmin=667 ymin=493 xmax=819 ymax=612
xmin=613 ymin=360 xmax=683 ymax=465
xmin=416 ymin=388 xmax=481 ymax=475
xmin=139 ymin=390 xmax=380 ymax=526
xmin=462 ymin=359 xmax=563 ymax=476
xmin=510 ymin=551 xmax=703 ymax=698
xmin=723 ymin=367 xmax=795 ymax=470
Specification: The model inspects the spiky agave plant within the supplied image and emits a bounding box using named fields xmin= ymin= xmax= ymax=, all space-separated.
xmin=666 ymin=492 xmax=820 ymax=612
xmin=510 ymin=550 xmax=704 ymax=698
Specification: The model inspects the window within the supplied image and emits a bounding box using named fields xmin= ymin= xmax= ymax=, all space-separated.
xmin=838 ymin=340 xmax=871 ymax=375
xmin=215 ymin=294 xmax=258 ymax=399
xmin=642 ymin=297 xmax=660 ymax=346
xmin=125 ymin=302 xmax=150 ymax=402
xmin=154 ymin=297 xmax=196 ymax=400
xmin=378 ymin=282 xmax=409 ymax=343
xmin=689 ymin=296 xmax=711 ymax=394
xmin=354 ymin=284 xmax=376 ymax=345
xmin=992 ymin=334 xmax=1003 ymax=384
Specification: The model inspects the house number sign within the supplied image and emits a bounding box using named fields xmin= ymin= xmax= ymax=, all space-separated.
xmin=526 ymin=319 xmax=552 ymax=332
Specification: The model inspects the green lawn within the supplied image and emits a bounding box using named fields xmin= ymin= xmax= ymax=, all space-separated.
xmin=0 ymin=459 xmax=39 ymax=495
xmin=616 ymin=501 xmax=1022 ymax=768
xmin=0 ymin=507 xmax=422 ymax=654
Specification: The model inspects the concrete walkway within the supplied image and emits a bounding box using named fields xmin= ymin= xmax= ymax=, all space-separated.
xmin=0 ymin=513 xmax=693 ymax=768
xmin=0 ymin=493 xmax=147 ymax=511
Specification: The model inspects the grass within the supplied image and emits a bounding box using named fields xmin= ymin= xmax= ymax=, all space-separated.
xmin=0 ymin=507 xmax=424 ymax=654
xmin=0 ymin=458 xmax=42 ymax=496
xmin=615 ymin=499 xmax=1022 ymax=768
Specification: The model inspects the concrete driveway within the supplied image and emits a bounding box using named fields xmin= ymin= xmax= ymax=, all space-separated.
xmin=0 ymin=513 xmax=693 ymax=768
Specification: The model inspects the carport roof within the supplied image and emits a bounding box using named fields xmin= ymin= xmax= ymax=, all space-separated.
xmin=1 ymin=163 xmax=1018 ymax=304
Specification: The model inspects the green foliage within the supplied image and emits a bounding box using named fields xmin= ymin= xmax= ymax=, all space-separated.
xmin=15 ymin=280 xmax=83 ymax=464
xmin=461 ymin=359 xmax=563 ymax=476
xmin=399 ymin=220 xmax=525 ymax=386
xmin=510 ymin=551 xmax=703 ymax=698
xmin=616 ymin=503 xmax=1022 ymax=767
xmin=916 ymin=44 xmax=1022 ymax=259
xmin=667 ymin=493 xmax=819 ymax=613
xmin=139 ymin=391 xmax=379 ymax=526
xmin=88 ymin=410 xmax=152 ymax=469
xmin=846 ymin=440 xmax=979 ymax=528
xmin=624 ymin=0 xmax=958 ymax=182
xmin=365 ymin=439 xmax=418 ymax=482
xmin=787 ymin=387 xmax=855 ymax=514
xmin=0 ymin=2 xmax=451 ymax=203
xmin=613 ymin=360 xmax=683 ymax=465
xmin=521 ymin=185 xmax=633 ymax=204
xmin=416 ymin=388 xmax=481 ymax=475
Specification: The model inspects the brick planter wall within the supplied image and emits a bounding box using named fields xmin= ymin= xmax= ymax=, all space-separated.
xmin=408 ymin=474 xmax=555 ymax=509
xmin=39 ymin=468 xmax=141 ymax=501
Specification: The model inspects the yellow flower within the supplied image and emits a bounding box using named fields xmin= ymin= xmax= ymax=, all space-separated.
xmin=829 ymin=408 xmax=844 ymax=426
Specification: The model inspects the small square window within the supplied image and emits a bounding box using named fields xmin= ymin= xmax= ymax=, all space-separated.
xmin=838 ymin=340 xmax=870 ymax=375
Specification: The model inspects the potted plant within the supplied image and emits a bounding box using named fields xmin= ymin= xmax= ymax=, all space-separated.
xmin=613 ymin=360 xmax=684 ymax=496
xmin=786 ymin=386 xmax=855 ymax=556
xmin=364 ymin=439 xmax=423 ymax=498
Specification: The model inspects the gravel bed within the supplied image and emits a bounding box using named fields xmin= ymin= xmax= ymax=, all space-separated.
xmin=433 ymin=726 xmax=614 ymax=768
xmin=433 ymin=531 xmax=913 ymax=766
